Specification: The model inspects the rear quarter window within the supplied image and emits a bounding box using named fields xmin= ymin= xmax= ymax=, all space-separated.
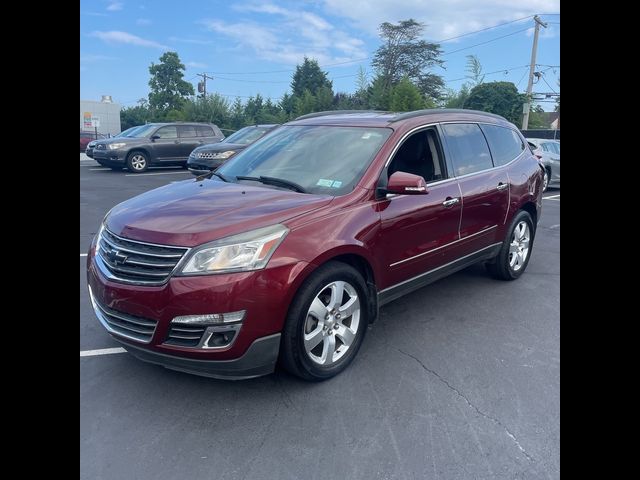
xmin=480 ymin=124 xmax=525 ymax=166
xmin=197 ymin=126 xmax=215 ymax=137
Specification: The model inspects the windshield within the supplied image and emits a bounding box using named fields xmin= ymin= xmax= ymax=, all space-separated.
xmin=224 ymin=126 xmax=273 ymax=145
xmin=217 ymin=125 xmax=392 ymax=196
xmin=117 ymin=126 xmax=143 ymax=138
xmin=128 ymin=124 xmax=158 ymax=138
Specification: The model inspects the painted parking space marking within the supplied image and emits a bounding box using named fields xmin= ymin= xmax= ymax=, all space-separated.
xmin=125 ymin=171 xmax=191 ymax=177
xmin=80 ymin=347 xmax=126 ymax=357
xmin=80 ymin=253 xmax=87 ymax=257
xmin=543 ymin=194 xmax=560 ymax=200
xmin=90 ymin=168 xmax=111 ymax=171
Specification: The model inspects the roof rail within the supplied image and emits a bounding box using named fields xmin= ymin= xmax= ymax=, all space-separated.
xmin=294 ymin=110 xmax=387 ymax=120
xmin=390 ymin=108 xmax=507 ymax=123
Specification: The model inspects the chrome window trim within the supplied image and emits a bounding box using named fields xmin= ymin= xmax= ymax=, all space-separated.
xmin=382 ymin=120 xmax=529 ymax=182
xmin=389 ymin=225 xmax=497 ymax=267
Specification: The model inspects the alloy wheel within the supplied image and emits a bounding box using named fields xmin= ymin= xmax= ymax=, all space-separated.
xmin=509 ymin=221 xmax=530 ymax=272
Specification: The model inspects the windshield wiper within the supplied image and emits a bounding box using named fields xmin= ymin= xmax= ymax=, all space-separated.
xmin=235 ymin=175 xmax=306 ymax=193
xmin=196 ymin=170 xmax=229 ymax=182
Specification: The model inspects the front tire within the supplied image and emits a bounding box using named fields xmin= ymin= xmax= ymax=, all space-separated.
xmin=542 ymin=169 xmax=550 ymax=192
xmin=487 ymin=210 xmax=535 ymax=281
xmin=126 ymin=151 xmax=149 ymax=173
xmin=280 ymin=261 xmax=369 ymax=381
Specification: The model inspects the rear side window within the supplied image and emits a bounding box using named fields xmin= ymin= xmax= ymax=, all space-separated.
xmin=480 ymin=124 xmax=525 ymax=166
xmin=197 ymin=126 xmax=215 ymax=137
xmin=178 ymin=125 xmax=197 ymax=138
xmin=442 ymin=123 xmax=493 ymax=176
xmin=155 ymin=126 xmax=177 ymax=138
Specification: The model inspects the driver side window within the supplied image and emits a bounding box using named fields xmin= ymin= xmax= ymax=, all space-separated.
xmin=388 ymin=128 xmax=445 ymax=183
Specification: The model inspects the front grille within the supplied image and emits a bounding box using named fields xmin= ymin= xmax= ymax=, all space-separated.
xmin=91 ymin=294 xmax=158 ymax=343
xmin=96 ymin=144 xmax=106 ymax=150
xmin=197 ymin=152 xmax=220 ymax=159
xmin=165 ymin=324 xmax=207 ymax=347
xmin=97 ymin=228 xmax=189 ymax=285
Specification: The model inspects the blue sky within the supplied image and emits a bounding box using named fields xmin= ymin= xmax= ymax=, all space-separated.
xmin=80 ymin=0 xmax=560 ymax=111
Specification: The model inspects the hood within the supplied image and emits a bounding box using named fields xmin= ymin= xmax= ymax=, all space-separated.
xmin=106 ymin=179 xmax=333 ymax=247
xmin=191 ymin=142 xmax=247 ymax=154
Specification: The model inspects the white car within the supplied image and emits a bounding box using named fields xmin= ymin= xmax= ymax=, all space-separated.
xmin=527 ymin=138 xmax=560 ymax=192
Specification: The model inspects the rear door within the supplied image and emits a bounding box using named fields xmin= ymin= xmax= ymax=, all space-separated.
xmin=441 ymin=123 xmax=509 ymax=254
xmin=177 ymin=125 xmax=202 ymax=159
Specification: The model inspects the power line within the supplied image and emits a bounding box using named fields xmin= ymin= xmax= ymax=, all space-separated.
xmin=436 ymin=15 xmax=533 ymax=43
xmin=540 ymin=74 xmax=558 ymax=94
xmin=445 ymin=64 xmax=529 ymax=83
xmin=443 ymin=27 xmax=531 ymax=56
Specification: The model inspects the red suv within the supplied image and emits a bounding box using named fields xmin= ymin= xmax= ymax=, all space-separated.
xmin=86 ymin=109 xmax=543 ymax=381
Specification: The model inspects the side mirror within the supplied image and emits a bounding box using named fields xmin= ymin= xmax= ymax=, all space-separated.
xmin=385 ymin=171 xmax=428 ymax=195
xmin=150 ymin=134 xmax=160 ymax=141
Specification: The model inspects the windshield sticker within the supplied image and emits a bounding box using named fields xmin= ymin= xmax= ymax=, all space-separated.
xmin=316 ymin=179 xmax=334 ymax=187
xmin=332 ymin=181 xmax=342 ymax=188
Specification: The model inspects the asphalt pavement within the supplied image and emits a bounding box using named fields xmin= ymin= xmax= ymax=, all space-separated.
xmin=80 ymin=155 xmax=560 ymax=480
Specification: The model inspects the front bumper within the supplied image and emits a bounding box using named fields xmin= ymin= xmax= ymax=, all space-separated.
xmin=86 ymin=246 xmax=307 ymax=379
xmin=93 ymin=149 xmax=127 ymax=166
xmin=114 ymin=333 xmax=280 ymax=380
xmin=186 ymin=157 xmax=224 ymax=176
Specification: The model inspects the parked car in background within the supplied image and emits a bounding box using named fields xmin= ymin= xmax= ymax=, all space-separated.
xmin=86 ymin=126 xmax=142 ymax=158
xmin=81 ymin=131 xmax=106 ymax=152
xmin=526 ymin=138 xmax=560 ymax=191
xmin=187 ymin=124 xmax=279 ymax=175
xmin=92 ymin=122 xmax=225 ymax=172
xmin=87 ymin=109 xmax=543 ymax=381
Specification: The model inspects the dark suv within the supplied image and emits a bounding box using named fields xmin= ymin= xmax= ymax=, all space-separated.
xmin=87 ymin=109 xmax=543 ymax=381
xmin=92 ymin=122 xmax=224 ymax=172
xmin=187 ymin=124 xmax=279 ymax=175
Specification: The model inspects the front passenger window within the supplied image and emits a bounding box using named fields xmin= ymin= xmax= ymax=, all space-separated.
xmin=387 ymin=129 xmax=444 ymax=182
xmin=155 ymin=126 xmax=177 ymax=139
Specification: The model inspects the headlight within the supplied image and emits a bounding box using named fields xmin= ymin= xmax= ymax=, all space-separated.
xmin=108 ymin=143 xmax=127 ymax=150
xmin=88 ymin=142 xmax=96 ymax=148
xmin=179 ymin=224 xmax=288 ymax=275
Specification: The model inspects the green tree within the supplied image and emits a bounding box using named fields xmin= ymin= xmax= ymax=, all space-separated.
xmin=291 ymin=57 xmax=333 ymax=98
xmin=465 ymin=55 xmax=485 ymax=86
xmin=120 ymin=104 xmax=151 ymax=130
xmin=372 ymin=19 xmax=444 ymax=99
xmin=294 ymin=89 xmax=317 ymax=117
xmin=229 ymin=97 xmax=246 ymax=129
xmin=315 ymin=85 xmax=334 ymax=111
xmin=148 ymin=52 xmax=195 ymax=115
xmin=368 ymin=75 xmax=392 ymax=110
xmin=442 ymin=85 xmax=470 ymax=109
xmin=389 ymin=77 xmax=425 ymax=111
xmin=527 ymin=105 xmax=548 ymax=129
xmin=181 ymin=94 xmax=230 ymax=125
xmin=464 ymin=81 xmax=526 ymax=124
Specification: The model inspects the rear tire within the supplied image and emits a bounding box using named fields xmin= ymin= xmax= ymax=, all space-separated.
xmin=280 ymin=261 xmax=369 ymax=381
xmin=487 ymin=210 xmax=535 ymax=281
xmin=126 ymin=151 xmax=149 ymax=173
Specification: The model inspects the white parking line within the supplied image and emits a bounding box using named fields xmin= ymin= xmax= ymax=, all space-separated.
xmin=543 ymin=194 xmax=560 ymax=200
xmin=80 ymin=253 xmax=87 ymax=257
xmin=90 ymin=168 xmax=111 ymax=171
xmin=125 ymin=171 xmax=190 ymax=177
xmin=80 ymin=347 xmax=126 ymax=357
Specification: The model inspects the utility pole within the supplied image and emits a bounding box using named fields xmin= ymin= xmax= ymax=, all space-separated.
xmin=196 ymin=73 xmax=214 ymax=98
xmin=522 ymin=15 xmax=548 ymax=130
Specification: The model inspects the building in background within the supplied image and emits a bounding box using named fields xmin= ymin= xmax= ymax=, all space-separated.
xmin=80 ymin=96 xmax=121 ymax=136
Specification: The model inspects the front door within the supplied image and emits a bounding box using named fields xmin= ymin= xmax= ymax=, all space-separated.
xmin=377 ymin=127 xmax=462 ymax=289
xmin=151 ymin=125 xmax=181 ymax=161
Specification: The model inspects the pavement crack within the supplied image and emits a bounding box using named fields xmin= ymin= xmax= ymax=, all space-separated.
xmin=397 ymin=348 xmax=535 ymax=463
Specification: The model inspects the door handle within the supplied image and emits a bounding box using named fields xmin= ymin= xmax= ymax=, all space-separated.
xmin=442 ymin=197 xmax=460 ymax=207
xmin=497 ymin=182 xmax=508 ymax=191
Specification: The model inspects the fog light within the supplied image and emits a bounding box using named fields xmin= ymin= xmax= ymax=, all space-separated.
xmin=172 ymin=310 xmax=246 ymax=325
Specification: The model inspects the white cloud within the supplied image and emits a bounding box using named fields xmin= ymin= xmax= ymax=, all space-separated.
xmin=136 ymin=18 xmax=152 ymax=26
xmin=187 ymin=61 xmax=208 ymax=68
xmin=80 ymin=54 xmax=117 ymax=62
xmin=107 ymin=1 xmax=124 ymax=11
xmin=169 ymin=36 xmax=213 ymax=45
xmin=320 ymin=0 xmax=559 ymax=41
xmin=202 ymin=4 xmax=367 ymax=66
xmin=91 ymin=31 xmax=168 ymax=49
